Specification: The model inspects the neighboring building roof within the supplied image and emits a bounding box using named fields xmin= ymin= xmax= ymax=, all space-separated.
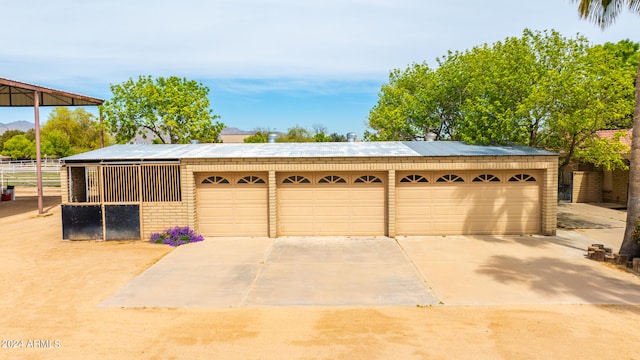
xmin=62 ymin=141 xmax=555 ymax=163
xmin=220 ymin=127 xmax=256 ymax=135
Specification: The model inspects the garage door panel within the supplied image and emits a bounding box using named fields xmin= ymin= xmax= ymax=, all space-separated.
xmin=351 ymin=188 xmax=384 ymax=200
xmin=316 ymin=206 xmax=350 ymax=216
xmin=235 ymin=189 xmax=267 ymax=200
xmin=316 ymin=189 xmax=350 ymax=200
xmin=197 ymin=173 xmax=268 ymax=237
xmin=397 ymin=190 xmax=432 ymax=201
xmin=277 ymin=173 xmax=386 ymax=236
xmin=199 ymin=189 xmax=233 ymax=201
xmin=396 ymin=171 xmax=541 ymax=235
xmin=350 ymin=223 xmax=385 ymax=234
xmin=280 ymin=206 xmax=314 ymax=216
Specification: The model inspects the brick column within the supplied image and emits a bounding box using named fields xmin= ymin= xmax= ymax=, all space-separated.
xmin=60 ymin=166 xmax=69 ymax=203
xmin=387 ymin=170 xmax=395 ymax=238
xmin=268 ymin=170 xmax=277 ymax=238
xmin=542 ymin=163 xmax=558 ymax=236
xmin=183 ymin=165 xmax=196 ymax=230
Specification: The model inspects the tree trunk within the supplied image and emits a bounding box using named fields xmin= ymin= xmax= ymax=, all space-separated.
xmin=620 ymin=59 xmax=640 ymax=257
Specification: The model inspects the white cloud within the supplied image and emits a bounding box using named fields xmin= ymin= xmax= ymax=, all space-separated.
xmin=4 ymin=0 xmax=637 ymax=87
xmin=2 ymin=0 xmax=639 ymax=136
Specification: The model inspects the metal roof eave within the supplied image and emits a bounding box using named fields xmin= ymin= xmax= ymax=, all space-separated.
xmin=0 ymin=77 xmax=104 ymax=107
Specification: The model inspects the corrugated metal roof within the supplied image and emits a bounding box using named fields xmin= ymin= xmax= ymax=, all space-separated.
xmin=61 ymin=141 xmax=556 ymax=162
xmin=402 ymin=141 xmax=555 ymax=156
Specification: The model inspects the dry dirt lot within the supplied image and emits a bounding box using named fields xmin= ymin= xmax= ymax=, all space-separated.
xmin=1 ymin=188 xmax=640 ymax=359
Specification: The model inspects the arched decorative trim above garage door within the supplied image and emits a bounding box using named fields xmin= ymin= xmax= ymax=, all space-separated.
xmin=318 ymin=175 xmax=347 ymax=184
xmin=399 ymin=174 xmax=428 ymax=183
xmin=472 ymin=174 xmax=501 ymax=183
xmin=201 ymin=176 xmax=229 ymax=184
xmin=196 ymin=172 xmax=268 ymax=237
xmin=436 ymin=174 xmax=464 ymax=183
xmin=354 ymin=175 xmax=383 ymax=184
xmin=282 ymin=175 xmax=311 ymax=184
xmin=237 ymin=175 xmax=266 ymax=184
xmin=508 ymin=173 xmax=537 ymax=182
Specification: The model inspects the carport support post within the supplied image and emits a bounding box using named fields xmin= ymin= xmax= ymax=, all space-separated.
xmin=33 ymin=90 xmax=44 ymax=215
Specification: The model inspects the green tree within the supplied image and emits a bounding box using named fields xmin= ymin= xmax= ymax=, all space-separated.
xmin=243 ymin=131 xmax=270 ymax=143
xmin=0 ymin=129 xmax=25 ymax=150
xmin=328 ymin=133 xmax=347 ymax=142
xmin=365 ymin=63 xmax=444 ymax=141
xmin=574 ymin=0 xmax=640 ymax=256
xmin=543 ymin=43 xmax=635 ymax=169
xmin=365 ymin=29 xmax=636 ymax=169
xmin=42 ymin=107 xmax=110 ymax=154
xmin=41 ymin=129 xmax=73 ymax=158
xmin=102 ymin=75 xmax=224 ymax=144
xmin=1 ymin=135 xmax=35 ymax=160
xmin=279 ymin=125 xmax=313 ymax=142
xmin=311 ymin=124 xmax=332 ymax=142
xmin=23 ymin=129 xmax=35 ymax=142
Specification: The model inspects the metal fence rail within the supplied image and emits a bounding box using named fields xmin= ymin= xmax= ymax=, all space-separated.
xmin=0 ymin=160 xmax=61 ymax=188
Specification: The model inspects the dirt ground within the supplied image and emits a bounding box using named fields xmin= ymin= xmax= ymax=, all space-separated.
xmin=1 ymin=187 xmax=640 ymax=359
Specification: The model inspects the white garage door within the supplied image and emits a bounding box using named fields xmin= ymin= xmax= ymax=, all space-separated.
xmin=396 ymin=171 xmax=541 ymax=235
xmin=196 ymin=173 xmax=268 ymax=237
xmin=277 ymin=173 xmax=386 ymax=236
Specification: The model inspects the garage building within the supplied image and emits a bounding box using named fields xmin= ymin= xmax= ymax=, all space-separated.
xmin=60 ymin=141 xmax=558 ymax=240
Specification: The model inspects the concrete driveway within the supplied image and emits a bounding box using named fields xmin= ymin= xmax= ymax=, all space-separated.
xmin=101 ymin=203 xmax=640 ymax=308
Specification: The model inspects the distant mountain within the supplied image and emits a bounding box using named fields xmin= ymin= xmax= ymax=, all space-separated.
xmin=0 ymin=120 xmax=34 ymax=134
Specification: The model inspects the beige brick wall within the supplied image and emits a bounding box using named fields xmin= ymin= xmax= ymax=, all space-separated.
xmin=141 ymin=202 xmax=190 ymax=239
xmin=541 ymin=162 xmax=558 ymax=236
xmin=572 ymin=171 xmax=602 ymax=203
xmin=60 ymin=166 xmax=69 ymax=203
xmin=387 ymin=170 xmax=396 ymax=237
xmin=602 ymin=168 xmax=628 ymax=205
xmin=183 ymin=155 xmax=558 ymax=237
xmin=268 ymin=170 xmax=277 ymax=238
xmin=61 ymin=154 xmax=558 ymax=239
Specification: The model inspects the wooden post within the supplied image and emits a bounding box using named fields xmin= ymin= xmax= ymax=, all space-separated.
xmin=34 ymin=90 xmax=44 ymax=215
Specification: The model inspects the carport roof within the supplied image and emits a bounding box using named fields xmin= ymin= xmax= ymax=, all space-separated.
xmin=62 ymin=141 xmax=555 ymax=163
xmin=0 ymin=77 xmax=104 ymax=106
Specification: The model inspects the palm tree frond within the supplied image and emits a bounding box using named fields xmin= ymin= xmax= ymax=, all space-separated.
xmin=574 ymin=0 xmax=626 ymax=28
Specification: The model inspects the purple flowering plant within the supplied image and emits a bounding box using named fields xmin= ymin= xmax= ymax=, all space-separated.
xmin=150 ymin=226 xmax=204 ymax=247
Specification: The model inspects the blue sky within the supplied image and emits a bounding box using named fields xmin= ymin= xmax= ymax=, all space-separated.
xmin=2 ymin=0 xmax=638 ymax=137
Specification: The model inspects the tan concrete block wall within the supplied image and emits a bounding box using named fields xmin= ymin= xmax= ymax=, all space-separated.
xmin=183 ymin=155 xmax=558 ymax=237
xmin=602 ymin=168 xmax=628 ymax=205
xmin=387 ymin=170 xmax=395 ymax=237
xmin=182 ymin=156 xmax=558 ymax=173
xmin=541 ymin=161 xmax=558 ymax=235
xmin=572 ymin=171 xmax=602 ymax=203
xmin=60 ymin=166 xmax=69 ymax=203
xmin=268 ymin=170 xmax=277 ymax=238
xmin=181 ymin=167 xmax=196 ymax=230
xmin=141 ymin=202 xmax=190 ymax=240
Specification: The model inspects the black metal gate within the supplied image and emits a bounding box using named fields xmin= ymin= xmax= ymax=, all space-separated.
xmin=558 ymin=171 xmax=573 ymax=201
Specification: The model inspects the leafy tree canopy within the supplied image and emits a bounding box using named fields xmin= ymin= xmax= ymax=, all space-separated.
xmin=1 ymin=134 xmax=35 ymax=160
xmin=243 ymin=125 xmax=348 ymax=143
xmin=0 ymin=129 xmax=25 ymax=150
xmin=1 ymin=107 xmax=109 ymax=160
xmin=42 ymin=107 xmax=112 ymax=154
xmin=365 ymin=29 xmax=637 ymax=170
xmin=102 ymin=75 xmax=224 ymax=144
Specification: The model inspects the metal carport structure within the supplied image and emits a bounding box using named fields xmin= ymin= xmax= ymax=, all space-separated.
xmin=0 ymin=77 xmax=104 ymax=214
